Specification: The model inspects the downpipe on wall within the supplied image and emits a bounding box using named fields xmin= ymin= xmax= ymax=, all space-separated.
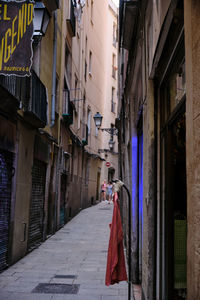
xmin=51 ymin=10 xmax=57 ymax=128
xmin=50 ymin=11 xmax=58 ymax=231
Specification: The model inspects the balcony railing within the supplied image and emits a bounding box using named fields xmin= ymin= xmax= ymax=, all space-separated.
xmin=66 ymin=0 xmax=76 ymax=37
xmin=0 ymin=71 xmax=47 ymax=127
xmin=0 ymin=75 xmax=29 ymax=113
xmin=62 ymin=89 xmax=73 ymax=125
xmin=23 ymin=71 xmax=47 ymax=128
xmin=82 ymin=124 xmax=88 ymax=146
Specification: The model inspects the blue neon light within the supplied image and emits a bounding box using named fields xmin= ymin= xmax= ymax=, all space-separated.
xmin=131 ymin=136 xmax=138 ymax=232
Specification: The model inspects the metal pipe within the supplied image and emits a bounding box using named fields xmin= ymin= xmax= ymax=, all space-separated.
xmin=122 ymin=184 xmax=134 ymax=300
xmin=51 ymin=10 xmax=57 ymax=127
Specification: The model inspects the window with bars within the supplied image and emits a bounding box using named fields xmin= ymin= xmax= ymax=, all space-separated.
xmin=111 ymin=87 xmax=115 ymax=113
xmin=113 ymin=22 xmax=117 ymax=47
xmin=89 ymin=51 xmax=92 ymax=76
xmin=112 ymin=53 xmax=117 ymax=79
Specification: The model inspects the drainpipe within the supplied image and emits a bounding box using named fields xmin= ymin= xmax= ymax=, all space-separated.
xmin=51 ymin=10 xmax=57 ymax=127
xmin=50 ymin=10 xmax=58 ymax=231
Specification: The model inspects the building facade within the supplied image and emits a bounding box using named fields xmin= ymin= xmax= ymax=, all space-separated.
xmin=0 ymin=0 xmax=118 ymax=272
xmin=118 ymin=0 xmax=200 ymax=299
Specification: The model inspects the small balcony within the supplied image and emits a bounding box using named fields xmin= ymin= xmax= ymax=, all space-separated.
xmin=0 ymin=72 xmax=47 ymax=127
xmin=62 ymin=89 xmax=74 ymax=126
xmin=0 ymin=75 xmax=26 ymax=114
xmin=43 ymin=0 xmax=60 ymax=12
xmin=66 ymin=0 xmax=76 ymax=37
xmin=23 ymin=71 xmax=47 ymax=128
xmin=121 ymin=1 xmax=138 ymax=50
xmin=82 ymin=125 xmax=88 ymax=146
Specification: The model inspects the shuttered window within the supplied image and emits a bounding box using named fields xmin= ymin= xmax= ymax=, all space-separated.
xmin=0 ymin=149 xmax=13 ymax=271
xmin=28 ymin=159 xmax=46 ymax=251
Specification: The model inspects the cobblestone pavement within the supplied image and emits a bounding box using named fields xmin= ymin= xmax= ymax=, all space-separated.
xmin=0 ymin=201 xmax=135 ymax=300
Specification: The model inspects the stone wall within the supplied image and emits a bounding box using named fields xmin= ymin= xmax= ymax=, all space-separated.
xmin=184 ymin=1 xmax=200 ymax=298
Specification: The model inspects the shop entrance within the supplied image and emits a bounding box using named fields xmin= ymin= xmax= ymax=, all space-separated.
xmin=161 ymin=101 xmax=187 ymax=300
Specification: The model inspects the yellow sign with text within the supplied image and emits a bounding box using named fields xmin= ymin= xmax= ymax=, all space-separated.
xmin=0 ymin=0 xmax=34 ymax=76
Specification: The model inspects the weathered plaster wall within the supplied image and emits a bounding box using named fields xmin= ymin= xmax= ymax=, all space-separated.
xmin=142 ymin=80 xmax=155 ymax=300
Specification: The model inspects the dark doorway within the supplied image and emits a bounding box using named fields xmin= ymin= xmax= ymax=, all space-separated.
xmin=161 ymin=103 xmax=187 ymax=300
xmin=96 ymin=171 xmax=100 ymax=201
xmin=60 ymin=174 xmax=67 ymax=227
xmin=47 ymin=153 xmax=57 ymax=236
xmin=108 ymin=167 xmax=115 ymax=182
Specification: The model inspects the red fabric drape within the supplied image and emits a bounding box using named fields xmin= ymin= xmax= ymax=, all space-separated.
xmin=105 ymin=192 xmax=127 ymax=286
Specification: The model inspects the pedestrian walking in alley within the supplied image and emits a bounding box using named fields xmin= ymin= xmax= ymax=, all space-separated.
xmin=101 ymin=180 xmax=107 ymax=201
xmin=106 ymin=181 xmax=113 ymax=204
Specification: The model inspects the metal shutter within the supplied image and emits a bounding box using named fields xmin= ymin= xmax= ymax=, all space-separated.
xmin=28 ymin=159 xmax=46 ymax=251
xmin=0 ymin=149 xmax=13 ymax=271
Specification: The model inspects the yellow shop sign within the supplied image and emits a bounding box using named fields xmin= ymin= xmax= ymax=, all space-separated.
xmin=0 ymin=0 xmax=34 ymax=76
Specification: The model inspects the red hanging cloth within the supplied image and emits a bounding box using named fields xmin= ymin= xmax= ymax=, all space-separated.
xmin=105 ymin=192 xmax=128 ymax=286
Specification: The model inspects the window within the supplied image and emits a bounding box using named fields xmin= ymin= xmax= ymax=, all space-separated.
xmin=161 ymin=61 xmax=186 ymax=127
xmin=91 ymin=0 xmax=94 ymax=23
xmin=65 ymin=44 xmax=71 ymax=83
xmin=110 ymin=124 xmax=114 ymax=141
xmin=85 ymin=36 xmax=88 ymax=54
xmin=113 ymin=22 xmax=117 ymax=47
xmin=84 ymin=37 xmax=88 ymax=81
xmin=112 ymin=53 xmax=116 ymax=79
xmin=111 ymin=87 xmax=115 ymax=113
xmin=87 ymin=109 xmax=91 ymax=135
xmin=63 ymin=80 xmax=69 ymax=114
xmin=84 ymin=60 xmax=87 ymax=81
xmin=55 ymin=75 xmax=59 ymax=113
xmin=82 ymin=93 xmax=86 ymax=138
xmin=89 ymin=51 xmax=92 ymax=76
xmin=74 ymin=74 xmax=78 ymax=100
xmin=74 ymin=74 xmax=79 ymax=112
xmin=110 ymin=124 xmax=115 ymax=152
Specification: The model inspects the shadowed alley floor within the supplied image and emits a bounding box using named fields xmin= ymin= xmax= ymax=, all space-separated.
xmin=0 ymin=201 xmax=141 ymax=300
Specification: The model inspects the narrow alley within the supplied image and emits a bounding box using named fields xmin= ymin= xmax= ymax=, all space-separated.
xmin=0 ymin=202 xmax=140 ymax=300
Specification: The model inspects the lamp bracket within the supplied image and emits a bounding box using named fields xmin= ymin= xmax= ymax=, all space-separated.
xmin=100 ymin=128 xmax=118 ymax=135
xmin=98 ymin=149 xmax=118 ymax=155
xmin=98 ymin=148 xmax=110 ymax=154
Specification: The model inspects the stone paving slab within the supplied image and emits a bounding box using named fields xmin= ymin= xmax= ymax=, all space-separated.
xmin=0 ymin=292 xmax=53 ymax=300
xmin=0 ymin=201 xmax=132 ymax=299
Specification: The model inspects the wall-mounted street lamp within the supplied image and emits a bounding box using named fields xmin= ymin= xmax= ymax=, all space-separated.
xmin=93 ymin=112 xmax=118 ymax=135
xmin=33 ymin=2 xmax=50 ymax=37
xmin=93 ymin=112 xmax=103 ymax=129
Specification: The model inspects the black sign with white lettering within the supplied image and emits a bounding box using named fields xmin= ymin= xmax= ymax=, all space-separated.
xmin=0 ymin=0 xmax=34 ymax=76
